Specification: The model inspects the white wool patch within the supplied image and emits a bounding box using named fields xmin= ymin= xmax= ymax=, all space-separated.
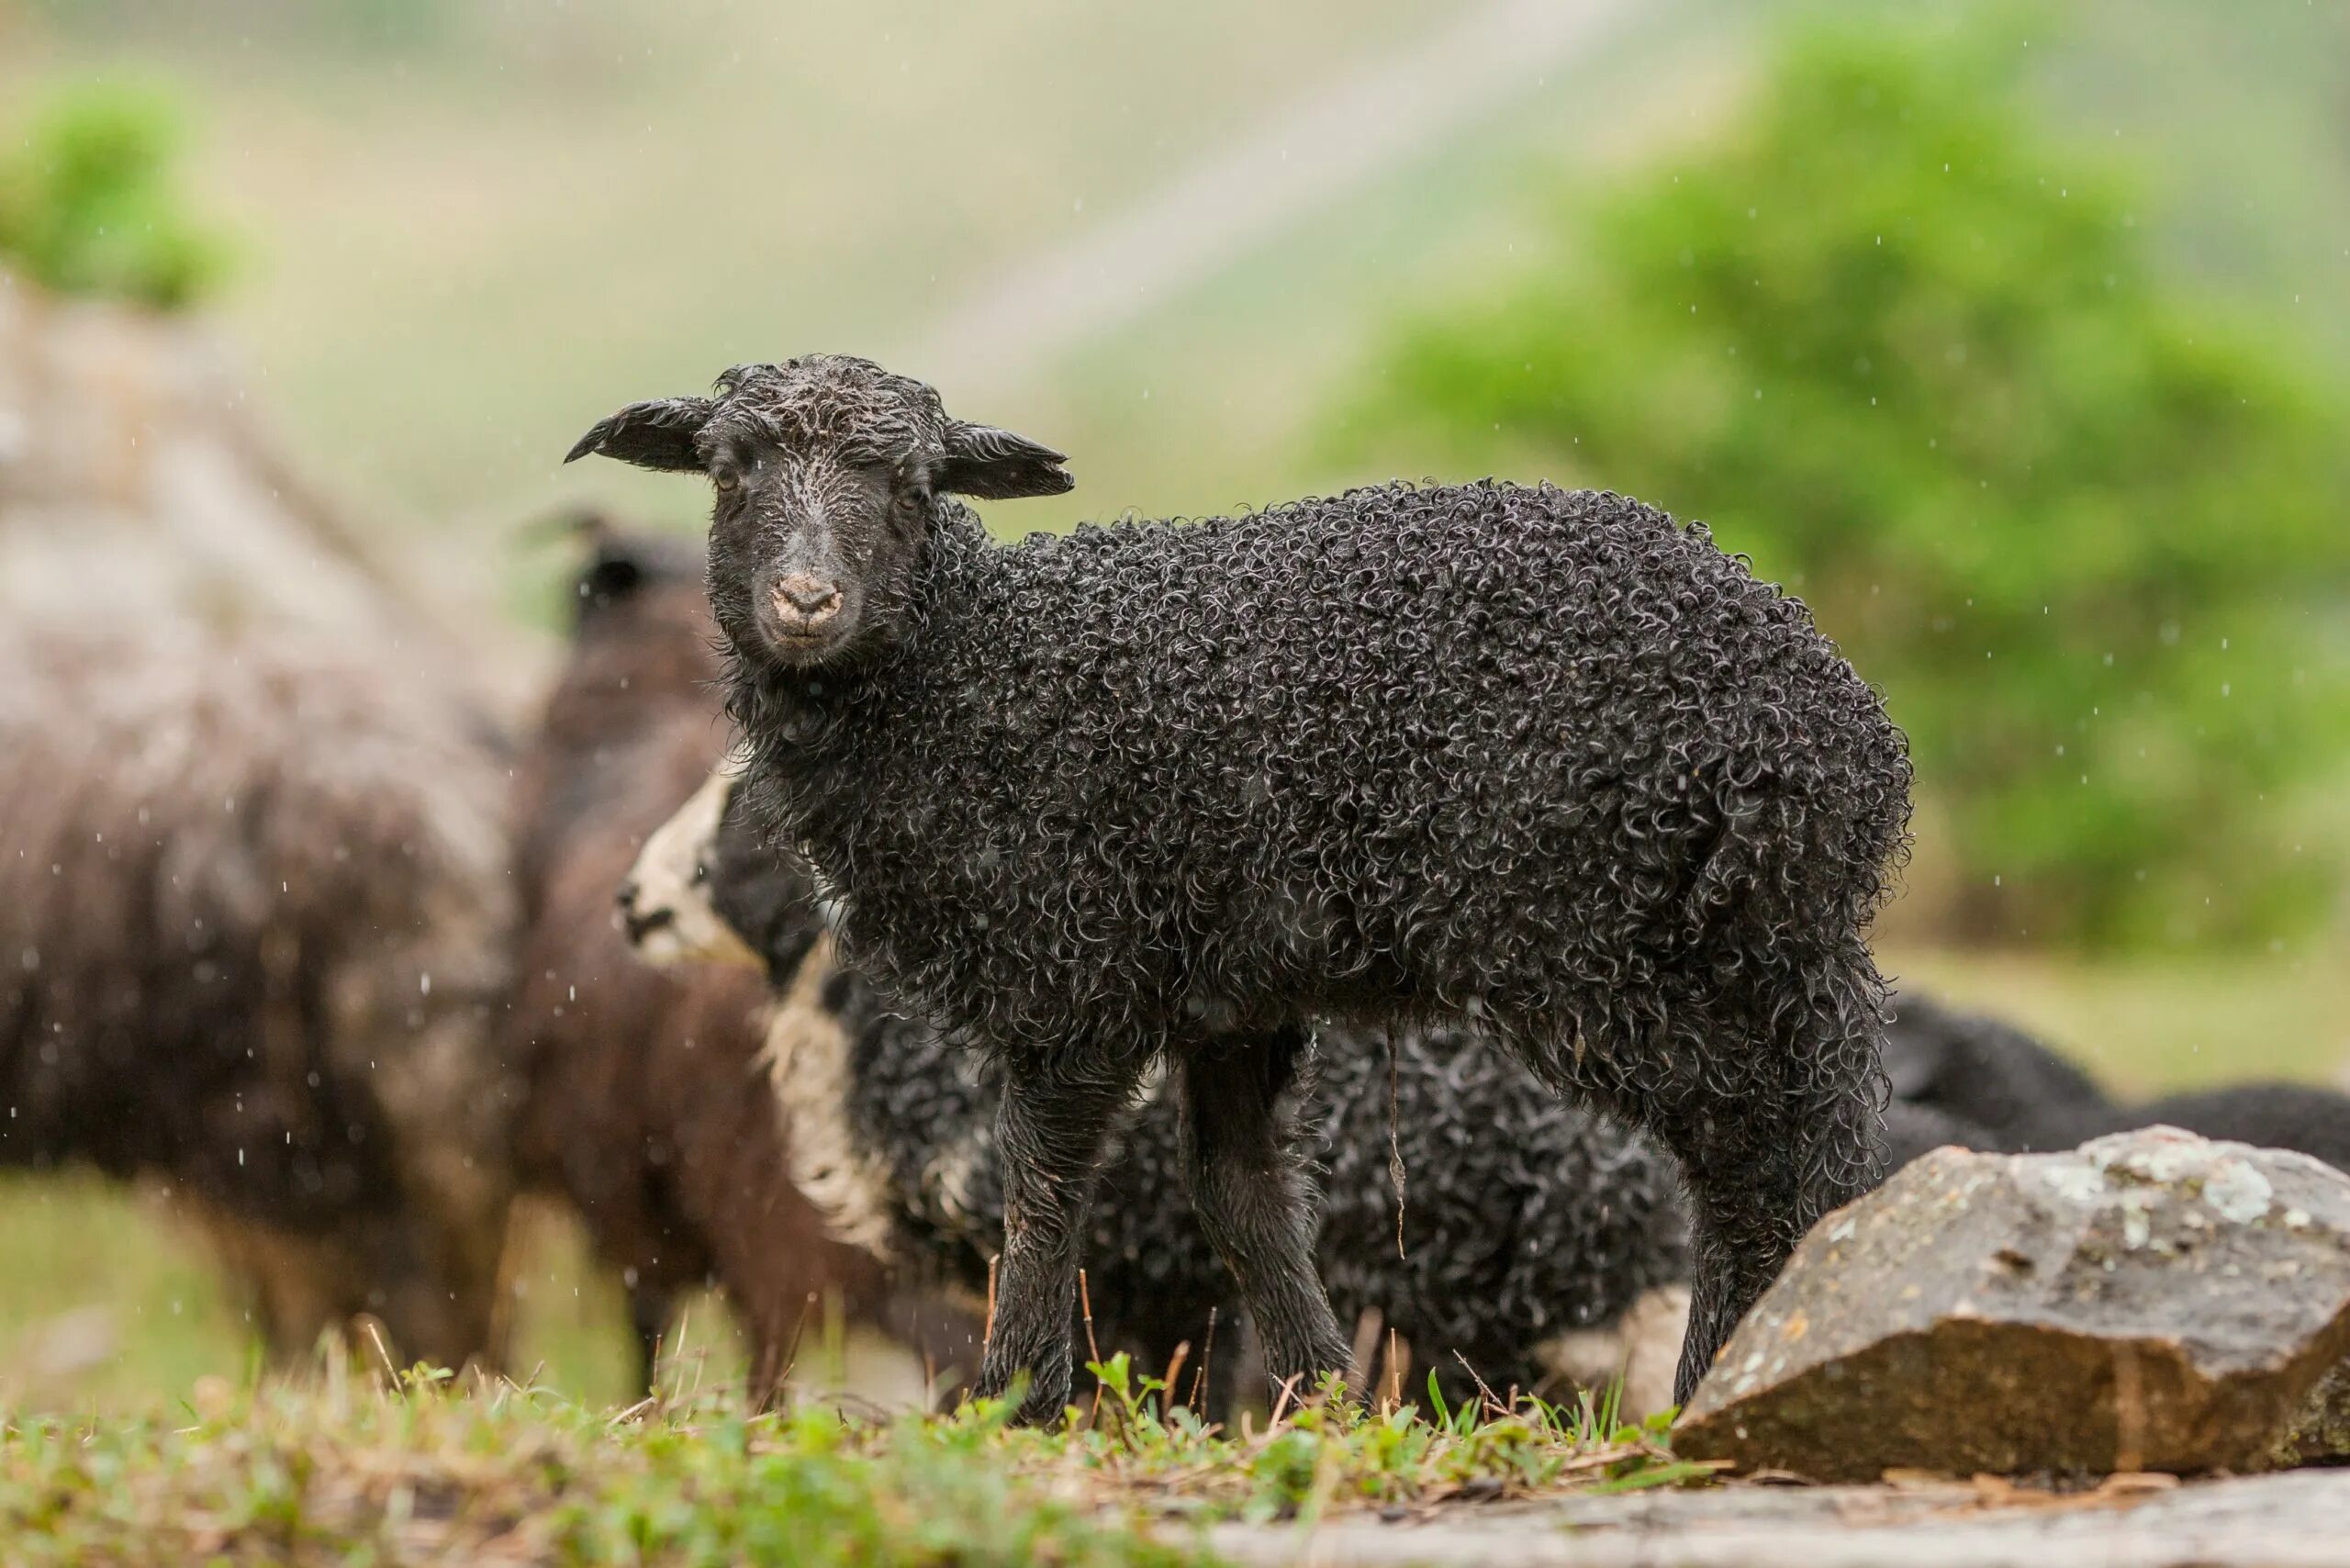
xmin=922 ymin=1137 xmax=988 ymax=1233
xmin=760 ymin=934 xmax=901 ymax=1262
xmin=626 ymin=756 xmax=759 ymax=970
xmin=1536 ymin=1283 xmax=1692 ymax=1423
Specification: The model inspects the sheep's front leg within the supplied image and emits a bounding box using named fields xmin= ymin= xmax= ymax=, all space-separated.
xmin=977 ymin=1052 xmax=1137 ymax=1425
xmin=1179 ymin=1027 xmax=1352 ymax=1404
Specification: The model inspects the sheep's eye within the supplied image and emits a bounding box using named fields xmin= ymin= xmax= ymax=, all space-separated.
xmin=690 ymin=860 xmax=710 ymax=886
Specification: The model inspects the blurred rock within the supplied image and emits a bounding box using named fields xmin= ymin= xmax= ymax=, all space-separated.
xmin=1676 ymin=1127 xmax=2350 ymax=1480
xmin=0 ymin=268 xmax=537 ymax=715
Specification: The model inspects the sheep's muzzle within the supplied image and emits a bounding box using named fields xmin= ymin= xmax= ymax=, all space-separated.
xmin=771 ymin=575 xmax=843 ymax=632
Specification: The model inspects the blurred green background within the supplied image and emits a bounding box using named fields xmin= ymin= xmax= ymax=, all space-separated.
xmin=1 ymin=0 xmax=2344 ymax=1409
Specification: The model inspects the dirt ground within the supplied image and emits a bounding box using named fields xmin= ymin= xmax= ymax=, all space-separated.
xmin=1203 ymin=1467 xmax=2350 ymax=1567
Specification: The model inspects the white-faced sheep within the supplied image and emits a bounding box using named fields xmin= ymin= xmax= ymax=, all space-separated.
xmin=503 ymin=522 xmax=930 ymax=1403
xmin=0 ymin=620 xmax=518 ymax=1369
xmin=568 ymin=355 xmax=1912 ymax=1417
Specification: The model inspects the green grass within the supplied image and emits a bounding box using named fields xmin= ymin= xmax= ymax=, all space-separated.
xmin=0 ymin=1352 xmax=1699 ymax=1565
xmin=0 ymin=1175 xmax=254 ymax=1412
xmin=0 ymin=1191 xmax=645 ymax=1417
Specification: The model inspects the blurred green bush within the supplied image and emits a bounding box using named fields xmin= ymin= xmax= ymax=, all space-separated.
xmin=0 ymin=82 xmax=226 ymax=310
xmin=1335 ymin=17 xmax=2349 ymax=951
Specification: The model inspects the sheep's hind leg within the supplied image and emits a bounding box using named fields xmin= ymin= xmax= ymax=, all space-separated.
xmin=1178 ymin=1026 xmax=1352 ymax=1406
xmin=1661 ymin=940 xmax=1888 ymax=1406
xmin=978 ymin=1051 xmax=1139 ymax=1425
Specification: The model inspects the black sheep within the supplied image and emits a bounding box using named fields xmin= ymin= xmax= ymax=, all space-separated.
xmin=1879 ymin=995 xmax=2350 ymax=1172
xmin=1878 ymin=992 xmax=2116 ymax=1152
xmin=691 ymin=778 xmax=1694 ymax=1410
xmin=631 ymin=767 xmax=1995 ymax=1415
xmin=566 ymin=354 xmax=1912 ymax=1415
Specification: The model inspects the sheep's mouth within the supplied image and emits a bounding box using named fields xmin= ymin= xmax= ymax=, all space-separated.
xmin=621 ymin=903 xmax=675 ymax=946
xmin=761 ymin=622 xmax=853 ymax=666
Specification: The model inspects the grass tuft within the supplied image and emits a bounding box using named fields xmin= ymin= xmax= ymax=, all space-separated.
xmin=0 ymin=1347 xmax=1708 ymax=1564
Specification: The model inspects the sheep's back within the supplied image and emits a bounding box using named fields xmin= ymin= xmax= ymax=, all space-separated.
xmin=766 ymin=482 xmax=1908 ymax=1052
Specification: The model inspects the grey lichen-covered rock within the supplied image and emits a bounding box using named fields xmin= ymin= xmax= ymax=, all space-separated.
xmin=1676 ymin=1126 xmax=2350 ymax=1480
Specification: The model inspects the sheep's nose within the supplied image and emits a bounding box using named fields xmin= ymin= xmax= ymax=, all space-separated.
xmin=772 ymin=574 xmax=842 ymax=627
xmin=615 ymin=879 xmax=671 ymax=943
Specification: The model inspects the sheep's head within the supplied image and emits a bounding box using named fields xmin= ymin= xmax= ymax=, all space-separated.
xmin=619 ymin=752 xmax=835 ymax=984
xmin=565 ymin=354 xmax=1070 ymax=669
xmin=618 ymin=756 xmax=761 ymax=971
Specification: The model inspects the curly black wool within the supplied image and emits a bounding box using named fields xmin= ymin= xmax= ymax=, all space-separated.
xmin=568 ymin=354 xmax=1914 ymax=1416
xmin=696 ymin=788 xmax=1692 ymax=1412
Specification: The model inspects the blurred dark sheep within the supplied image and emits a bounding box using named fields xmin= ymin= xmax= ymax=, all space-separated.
xmin=0 ymin=618 xmax=519 ymax=1369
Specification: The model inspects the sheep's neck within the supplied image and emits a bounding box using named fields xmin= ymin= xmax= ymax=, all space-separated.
xmin=729 ymin=502 xmax=992 ymax=917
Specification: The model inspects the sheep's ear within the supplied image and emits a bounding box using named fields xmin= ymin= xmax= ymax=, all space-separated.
xmin=936 ymin=420 xmax=1073 ymax=499
xmin=564 ymin=397 xmax=715 ymax=472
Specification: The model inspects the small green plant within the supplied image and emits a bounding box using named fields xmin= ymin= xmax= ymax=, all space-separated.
xmin=0 ymin=81 xmax=228 ymax=309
